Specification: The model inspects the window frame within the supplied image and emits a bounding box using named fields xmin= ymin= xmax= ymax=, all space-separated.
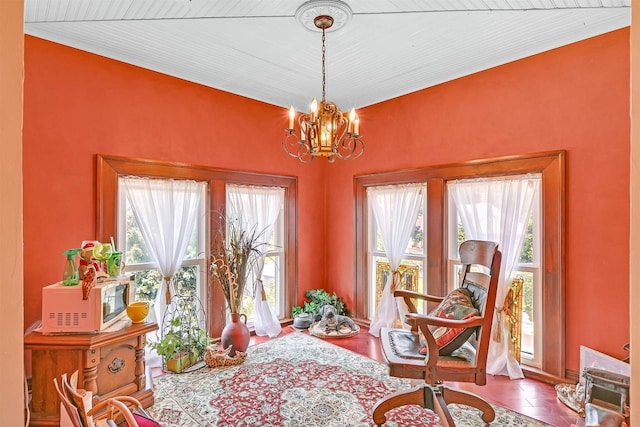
xmin=117 ymin=178 xmax=208 ymax=308
xmin=225 ymin=183 xmax=287 ymax=324
xmin=97 ymin=154 xmax=298 ymax=338
xmin=367 ymin=184 xmax=427 ymax=317
xmin=354 ymin=151 xmax=565 ymax=379
xmin=446 ymin=175 xmax=543 ymax=368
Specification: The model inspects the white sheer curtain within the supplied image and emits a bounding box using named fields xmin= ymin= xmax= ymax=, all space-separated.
xmin=121 ymin=176 xmax=205 ymax=367
xmin=449 ymin=175 xmax=539 ymax=379
xmin=368 ymin=183 xmax=424 ymax=337
xmin=227 ymin=184 xmax=284 ymax=338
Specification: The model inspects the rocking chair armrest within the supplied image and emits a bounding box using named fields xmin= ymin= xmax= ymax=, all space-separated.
xmin=407 ymin=314 xmax=483 ymax=371
xmin=88 ymin=396 xmax=142 ymax=426
xmin=406 ymin=313 xmax=484 ymax=329
xmin=394 ymin=290 xmax=445 ymax=314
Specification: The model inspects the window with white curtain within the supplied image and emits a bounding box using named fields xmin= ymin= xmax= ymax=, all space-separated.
xmin=367 ymin=183 xmax=427 ymax=321
xmin=226 ymin=184 xmax=285 ymax=326
xmin=355 ymin=152 xmax=563 ymax=378
xmin=447 ymin=175 xmax=542 ymax=368
xmin=117 ymin=178 xmax=208 ymax=322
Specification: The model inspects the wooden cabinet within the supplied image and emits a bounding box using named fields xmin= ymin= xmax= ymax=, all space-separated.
xmin=25 ymin=322 xmax=158 ymax=427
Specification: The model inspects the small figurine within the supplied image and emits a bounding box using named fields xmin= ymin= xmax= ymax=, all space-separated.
xmin=318 ymin=304 xmax=358 ymax=333
xmin=78 ymin=241 xmax=100 ymax=280
xmin=81 ymin=266 xmax=96 ymax=300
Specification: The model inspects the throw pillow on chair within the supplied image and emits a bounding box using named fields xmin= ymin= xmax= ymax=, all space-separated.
xmin=418 ymin=288 xmax=480 ymax=355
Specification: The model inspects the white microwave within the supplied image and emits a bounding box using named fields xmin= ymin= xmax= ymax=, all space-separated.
xmin=40 ymin=278 xmax=133 ymax=334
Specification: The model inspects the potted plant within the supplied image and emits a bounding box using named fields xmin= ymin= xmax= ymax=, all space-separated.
xmin=149 ymin=317 xmax=212 ymax=373
xmin=292 ymin=288 xmax=349 ymax=328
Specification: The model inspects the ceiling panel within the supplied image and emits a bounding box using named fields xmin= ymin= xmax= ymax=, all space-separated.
xmin=24 ymin=0 xmax=630 ymax=111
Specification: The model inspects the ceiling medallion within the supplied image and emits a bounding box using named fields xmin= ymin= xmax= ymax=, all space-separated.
xmin=295 ymin=0 xmax=352 ymax=33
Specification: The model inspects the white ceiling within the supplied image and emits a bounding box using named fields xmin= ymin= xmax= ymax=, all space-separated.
xmin=24 ymin=0 xmax=630 ymax=112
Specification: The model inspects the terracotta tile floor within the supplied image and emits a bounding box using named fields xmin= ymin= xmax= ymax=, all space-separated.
xmin=251 ymin=326 xmax=585 ymax=426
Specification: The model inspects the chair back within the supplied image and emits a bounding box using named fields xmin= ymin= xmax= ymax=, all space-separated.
xmin=457 ymin=240 xmax=501 ymax=380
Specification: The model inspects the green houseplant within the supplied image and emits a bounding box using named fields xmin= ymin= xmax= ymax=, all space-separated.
xmin=292 ymin=288 xmax=348 ymax=321
xmin=149 ymin=317 xmax=212 ymax=373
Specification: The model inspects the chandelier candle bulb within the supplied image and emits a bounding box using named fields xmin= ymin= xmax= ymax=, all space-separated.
xmin=310 ymin=98 xmax=318 ymax=121
xmin=348 ymin=108 xmax=356 ymax=132
xmin=288 ymin=106 xmax=295 ymax=129
xmin=354 ymin=116 xmax=360 ymax=135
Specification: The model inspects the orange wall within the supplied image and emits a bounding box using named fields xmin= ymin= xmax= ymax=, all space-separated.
xmin=1 ymin=0 xmax=25 ymax=423
xmin=325 ymin=28 xmax=630 ymax=372
xmin=23 ymin=28 xmax=630 ymax=375
xmin=22 ymin=36 xmax=327 ymax=329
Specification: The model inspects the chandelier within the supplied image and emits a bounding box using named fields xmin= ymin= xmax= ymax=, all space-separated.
xmin=283 ymin=2 xmax=364 ymax=163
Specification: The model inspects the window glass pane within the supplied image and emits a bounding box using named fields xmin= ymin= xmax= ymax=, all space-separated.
xmin=519 ymin=213 xmax=534 ymax=264
xmin=372 ymin=256 xmax=424 ymax=311
xmin=183 ymin=225 xmax=199 ymax=260
xmin=372 ymin=255 xmax=389 ymax=311
xmin=260 ymin=255 xmax=280 ymax=310
xmin=124 ymin=204 xmax=153 ymax=264
xmin=240 ymin=255 xmax=281 ymax=321
xmin=516 ymin=271 xmax=535 ymax=359
xmin=457 ymin=214 xmax=465 ymax=249
xmin=406 ymin=204 xmax=425 ymax=255
xmin=132 ymin=269 xmax=162 ymax=302
xmin=374 ymin=227 xmax=384 ymax=251
xmin=131 ymin=265 xmax=200 ymax=303
xmin=124 ymin=198 xmax=201 ymax=264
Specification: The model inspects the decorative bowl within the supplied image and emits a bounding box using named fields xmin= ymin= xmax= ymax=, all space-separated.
xmin=293 ymin=313 xmax=313 ymax=329
xmin=126 ymin=301 xmax=150 ymax=323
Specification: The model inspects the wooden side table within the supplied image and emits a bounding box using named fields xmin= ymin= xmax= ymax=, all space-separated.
xmin=25 ymin=321 xmax=158 ymax=427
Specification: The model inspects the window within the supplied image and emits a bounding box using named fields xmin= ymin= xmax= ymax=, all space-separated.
xmin=447 ymin=175 xmax=543 ymax=368
xmin=117 ymin=177 xmax=208 ymax=325
xmin=367 ymin=184 xmax=427 ymax=318
xmin=354 ymin=151 xmax=564 ymax=379
xmin=226 ymin=184 xmax=285 ymax=325
xmin=96 ymin=155 xmax=298 ymax=338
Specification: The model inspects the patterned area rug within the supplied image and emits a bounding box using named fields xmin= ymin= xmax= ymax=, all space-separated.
xmin=148 ymin=332 xmax=549 ymax=426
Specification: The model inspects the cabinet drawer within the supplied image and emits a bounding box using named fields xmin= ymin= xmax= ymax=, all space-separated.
xmin=97 ymin=336 xmax=137 ymax=395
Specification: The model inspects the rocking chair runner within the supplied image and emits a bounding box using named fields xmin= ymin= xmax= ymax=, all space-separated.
xmin=372 ymin=240 xmax=502 ymax=426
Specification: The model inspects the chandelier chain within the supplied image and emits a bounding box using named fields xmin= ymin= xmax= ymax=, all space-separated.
xmin=321 ymin=25 xmax=326 ymax=102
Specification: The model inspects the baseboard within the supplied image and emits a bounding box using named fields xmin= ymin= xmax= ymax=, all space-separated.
xmin=522 ymin=365 xmax=576 ymax=384
xmin=564 ymin=368 xmax=580 ymax=383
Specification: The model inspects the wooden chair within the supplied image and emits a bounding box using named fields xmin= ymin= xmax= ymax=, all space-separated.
xmin=372 ymin=240 xmax=502 ymax=426
xmin=53 ymin=371 xmax=142 ymax=427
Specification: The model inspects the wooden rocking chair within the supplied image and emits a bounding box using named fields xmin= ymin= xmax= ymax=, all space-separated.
xmin=53 ymin=371 xmax=145 ymax=427
xmin=372 ymin=240 xmax=502 ymax=426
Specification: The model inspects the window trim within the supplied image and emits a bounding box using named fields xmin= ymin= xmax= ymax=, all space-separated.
xmin=97 ymin=154 xmax=298 ymax=338
xmin=366 ymin=185 xmax=427 ymax=318
xmin=447 ymin=177 xmax=543 ymax=368
xmin=354 ymin=151 xmax=565 ymax=378
xmin=118 ymin=178 xmax=208 ymax=308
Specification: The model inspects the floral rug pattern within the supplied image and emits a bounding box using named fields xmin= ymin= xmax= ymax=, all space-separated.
xmin=148 ymin=332 xmax=549 ymax=426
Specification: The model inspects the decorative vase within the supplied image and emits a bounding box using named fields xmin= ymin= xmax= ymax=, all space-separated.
xmin=221 ymin=312 xmax=250 ymax=356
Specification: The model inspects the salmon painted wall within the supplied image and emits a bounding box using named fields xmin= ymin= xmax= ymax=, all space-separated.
xmin=325 ymin=28 xmax=630 ymax=373
xmin=22 ymin=36 xmax=327 ymax=330
xmin=23 ymin=28 xmax=630 ymax=375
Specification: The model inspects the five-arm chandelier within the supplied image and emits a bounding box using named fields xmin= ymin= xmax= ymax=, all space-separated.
xmin=283 ymin=1 xmax=364 ymax=163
